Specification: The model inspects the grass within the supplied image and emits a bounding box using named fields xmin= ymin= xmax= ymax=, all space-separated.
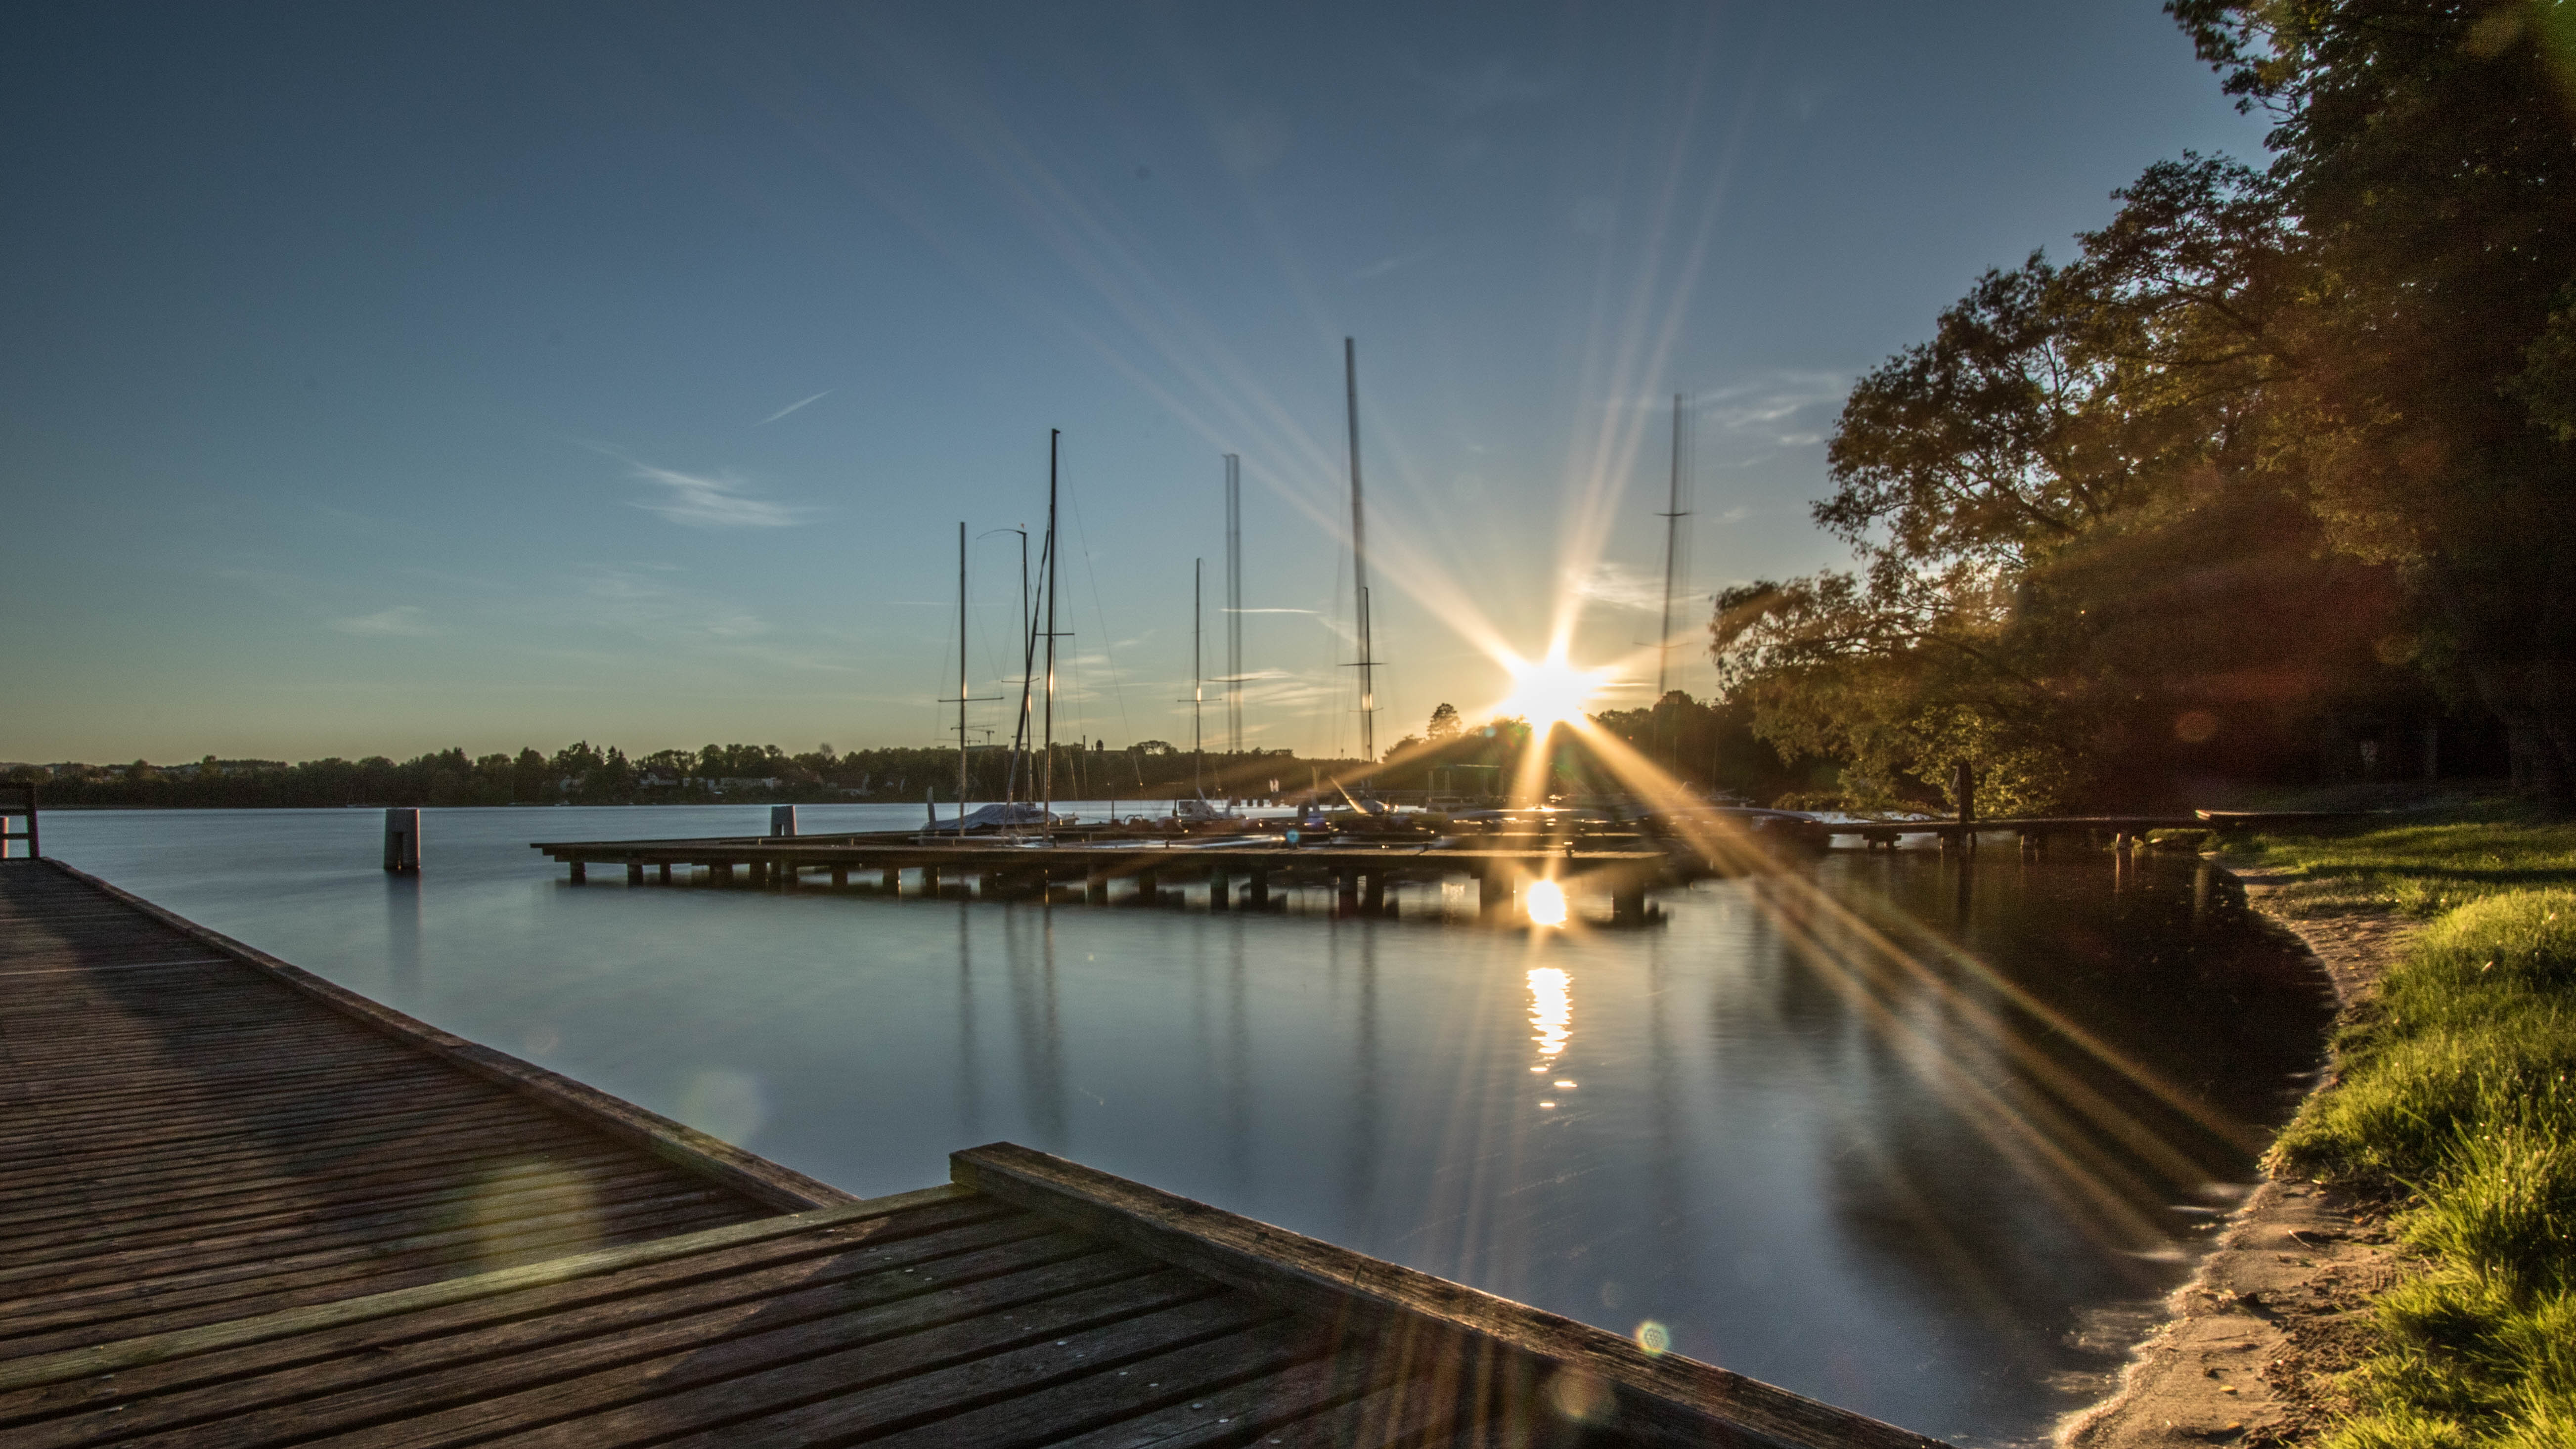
xmin=2247 ymin=804 xmax=2576 ymax=1449
xmin=2223 ymin=795 xmax=2576 ymax=920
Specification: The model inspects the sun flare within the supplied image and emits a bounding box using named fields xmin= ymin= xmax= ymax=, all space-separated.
xmin=1499 ymin=650 xmax=1608 ymax=729
xmin=1525 ymin=878 xmax=1569 ymax=927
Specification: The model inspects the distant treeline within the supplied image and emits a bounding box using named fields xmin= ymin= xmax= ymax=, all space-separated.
xmin=8 ymin=694 xmax=1802 ymax=809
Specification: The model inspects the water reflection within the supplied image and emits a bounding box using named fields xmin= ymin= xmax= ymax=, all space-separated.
xmin=956 ymin=910 xmax=983 ymax=1141
xmin=384 ymin=873 xmax=421 ymax=1001
xmin=38 ymin=807 xmax=2334 ymax=1447
xmin=1002 ymin=906 xmax=1066 ymax=1151
xmin=1527 ymin=966 xmax=1572 ymax=1064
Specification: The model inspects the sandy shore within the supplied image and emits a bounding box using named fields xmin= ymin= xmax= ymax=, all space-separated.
xmin=2057 ymin=864 xmax=2413 ymax=1449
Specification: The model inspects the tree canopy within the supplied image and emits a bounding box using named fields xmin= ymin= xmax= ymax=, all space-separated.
xmin=1716 ymin=0 xmax=2576 ymax=810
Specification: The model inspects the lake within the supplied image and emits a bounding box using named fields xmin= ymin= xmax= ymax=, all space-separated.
xmin=34 ymin=805 xmax=2334 ymax=1446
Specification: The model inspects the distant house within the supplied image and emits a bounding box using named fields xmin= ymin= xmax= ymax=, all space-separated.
xmin=636 ymin=772 xmax=681 ymax=790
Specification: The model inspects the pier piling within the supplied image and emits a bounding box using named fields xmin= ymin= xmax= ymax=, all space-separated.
xmin=381 ymin=808 xmax=420 ymax=874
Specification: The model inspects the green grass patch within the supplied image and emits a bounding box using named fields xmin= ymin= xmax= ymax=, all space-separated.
xmin=2269 ymin=883 xmax=2576 ymax=1449
xmin=2223 ymin=797 xmax=2576 ymax=919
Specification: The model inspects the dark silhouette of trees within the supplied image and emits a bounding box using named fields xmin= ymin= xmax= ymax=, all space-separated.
xmin=1716 ymin=0 xmax=2570 ymax=810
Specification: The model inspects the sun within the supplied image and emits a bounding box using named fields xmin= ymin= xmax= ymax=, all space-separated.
xmin=1500 ymin=649 xmax=1607 ymax=729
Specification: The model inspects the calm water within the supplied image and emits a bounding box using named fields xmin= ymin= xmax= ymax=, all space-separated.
xmin=38 ymin=806 xmax=2333 ymax=1445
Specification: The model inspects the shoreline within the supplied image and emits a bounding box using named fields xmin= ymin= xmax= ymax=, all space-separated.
xmin=2057 ymin=862 xmax=2413 ymax=1449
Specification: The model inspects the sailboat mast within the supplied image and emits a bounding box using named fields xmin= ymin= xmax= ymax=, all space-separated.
xmin=1657 ymin=393 xmax=1688 ymax=700
xmin=1009 ymin=529 xmax=1031 ymax=805
xmin=958 ymin=521 xmax=970 ymax=811
xmin=1193 ymin=557 xmax=1205 ymax=796
xmin=1042 ymin=429 xmax=1060 ymax=828
xmin=1344 ymin=338 xmax=1375 ymax=764
xmin=1224 ymin=454 xmax=1242 ymax=757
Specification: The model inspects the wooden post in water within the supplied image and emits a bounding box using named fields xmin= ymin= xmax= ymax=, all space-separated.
xmin=1612 ymin=877 xmax=1647 ymax=924
xmin=1246 ymin=866 xmax=1270 ymax=909
xmin=382 ymin=809 xmax=420 ymax=874
xmin=770 ymin=805 xmax=798 ymax=837
xmin=0 ymin=783 xmax=38 ymax=859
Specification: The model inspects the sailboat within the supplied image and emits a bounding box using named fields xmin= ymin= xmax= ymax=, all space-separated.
xmin=923 ymin=451 xmax=1074 ymax=838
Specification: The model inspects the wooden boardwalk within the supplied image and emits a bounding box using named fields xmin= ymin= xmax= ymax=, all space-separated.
xmin=0 ymin=858 xmax=1945 ymax=1448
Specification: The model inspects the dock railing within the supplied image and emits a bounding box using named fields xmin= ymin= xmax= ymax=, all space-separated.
xmin=0 ymin=782 xmax=34 ymax=860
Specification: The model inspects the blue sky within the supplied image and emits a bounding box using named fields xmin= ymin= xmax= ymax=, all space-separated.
xmin=0 ymin=1 xmax=2265 ymax=763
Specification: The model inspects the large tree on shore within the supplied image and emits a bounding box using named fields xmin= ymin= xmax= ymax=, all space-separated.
xmin=2170 ymin=0 xmax=2576 ymax=799
xmin=1717 ymin=0 xmax=2576 ymax=808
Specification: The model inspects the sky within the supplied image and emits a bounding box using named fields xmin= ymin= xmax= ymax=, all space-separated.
xmin=0 ymin=1 xmax=2268 ymax=765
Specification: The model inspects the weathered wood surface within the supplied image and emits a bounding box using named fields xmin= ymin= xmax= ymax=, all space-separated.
xmin=1 ymin=858 xmax=1952 ymax=1447
xmin=0 ymin=862 xmax=797 ymax=1359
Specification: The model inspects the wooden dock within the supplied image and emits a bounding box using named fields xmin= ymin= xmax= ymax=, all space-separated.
xmin=528 ymin=833 xmax=1700 ymax=922
xmin=0 ymin=857 xmax=1946 ymax=1447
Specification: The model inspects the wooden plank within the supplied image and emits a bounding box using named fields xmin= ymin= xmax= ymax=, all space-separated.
xmin=509 ymin=1290 xmax=1277 ymax=1449
xmin=193 ymin=1259 xmax=1200 ymax=1449
xmin=1038 ymin=1342 xmax=1398 ymax=1449
xmin=0 ymin=1188 xmax=972 ymax=1395
xmin=0 ymin=1192 xmax=764 ymax=1357
xmin=0 ymin=1101 xmax=577 ymax=1198
xmin=0 ymin=1151 xmax=668 ymax=1262
xmin=859 ymin=1315 xmax=1334 ymax=1449
xmin=3 ymin=1225 xmax=1110 ymax=1449
xmin=0 ymin=1160 xmax=710 ymax=1286
xmin=0 ymin=1205 xmax=1027 ymax=1437
xmin=1251 ymin=1369 xmax=1469 ymax=1449
xmin=952 ymin=1143 xmax=1945 ymax=1449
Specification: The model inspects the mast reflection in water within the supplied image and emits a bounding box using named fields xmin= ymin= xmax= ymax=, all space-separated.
xmin=43 ymin=806 xmax=2335 ymax=1448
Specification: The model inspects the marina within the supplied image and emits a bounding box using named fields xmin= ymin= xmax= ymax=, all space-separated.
xmin=0 ymin=855 xmax=1944 ymax=1447
xmin=520 ymin=809 xmax=2350 ymax=924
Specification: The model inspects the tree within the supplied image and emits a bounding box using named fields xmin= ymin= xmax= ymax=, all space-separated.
xmin=1715 ymin=151 xmax=2412 ymax=812
xmin=2173 ymin=0 xmax=2576 ymax=798
xmin=510 ymin=747 xmax=549 ymax=802
xmin=1425 ymin=703 xmax=1462 ymax=741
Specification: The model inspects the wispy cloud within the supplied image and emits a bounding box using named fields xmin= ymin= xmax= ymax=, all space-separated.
xmin=1355 ymin=245 xmax=1438 ymax=282
xmin=1566 ymin=562 xmax=1666 ymax=613
xmin=1696 ymin=371 xmax=1847 ymax=445
xmin=622 ymin=460 xmax=811 ymax=529
xmin=332 ymin=606 xmax=436 ymax=637
xmin=755 ymin=389 xmax=832 ymax=426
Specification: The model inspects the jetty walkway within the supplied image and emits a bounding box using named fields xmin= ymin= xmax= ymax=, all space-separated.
xmin=0 ymin=857 xmax=1941 ymax=1448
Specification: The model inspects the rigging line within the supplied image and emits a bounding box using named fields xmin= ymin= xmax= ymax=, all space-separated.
xmin=1065 ymin=475 xmax=1132 ymax=745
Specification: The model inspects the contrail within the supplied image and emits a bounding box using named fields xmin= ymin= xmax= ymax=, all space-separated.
xmin=755 ymin=390 xmax=832 ymax=425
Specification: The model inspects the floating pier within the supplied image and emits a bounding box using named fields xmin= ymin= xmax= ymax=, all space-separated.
xmin=528 ymin=831 xmax=1696 ymax=923
xmin=0 ymin=856 xmax=1945 ymax=1447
